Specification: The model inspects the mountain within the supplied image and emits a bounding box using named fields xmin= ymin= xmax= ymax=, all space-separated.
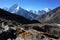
xmin=26 ymin=8 xmax=51 ymax=15
xmin=36 ymin=7 xmax=60 ymax=23
xmin=32 ymin=10 xmax=46 ymax=15
xmin=0 ymin=8 xmax=40 ymax=24
xmin=2 ymin=4 xmax=51 ymax=20
xmin=27 ymin=10 xmax=46 ymax=15
xmin=44 ymin=8 xmax=51 ymax=12
xmin=8 ymin=4 xmax=38 ymax=20
xmin=8 ymin=4 xmax=19 ymax=13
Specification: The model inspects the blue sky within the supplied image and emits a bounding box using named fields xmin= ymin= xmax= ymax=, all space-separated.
xmin=0 ymin=0 xmax=60 ymax=10
xmin=0 ymin=0 xmax=20 ymax=8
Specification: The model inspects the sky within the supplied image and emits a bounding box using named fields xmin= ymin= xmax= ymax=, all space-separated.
xmin=0 ymin=0 xmax=20 ymax=8
xmin=0 ymin=0 xmax=60 ymax=10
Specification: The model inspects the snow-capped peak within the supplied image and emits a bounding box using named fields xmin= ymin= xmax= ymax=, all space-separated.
xmin=44 ymin=8 xmax=50 ymax=12
xmin=26 ymin=9 xmax=30 ymax=11
xmin=9 ymin=4 xmax=20 ymax=13
xmin=16 ymin=6 xmax=20 ymax=11
xmin=13 ymin=6 xmax=20 ymax=13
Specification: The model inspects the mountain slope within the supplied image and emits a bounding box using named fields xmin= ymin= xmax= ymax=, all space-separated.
xmin=8 ymin=4 xmax=38 ymax=20
xmin=26 ymin=8 xmax=51 ymax=15
xmin=29 ymin=10 xmax=46 ymax=15
xmin=36 ymin=7 xmax=60 ymax=23
xmin=0 ymin=8 xmax=40 ymax=24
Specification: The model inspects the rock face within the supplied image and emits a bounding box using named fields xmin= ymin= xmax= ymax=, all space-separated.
xmin=36 ymin=7 xmax=60 ymax=23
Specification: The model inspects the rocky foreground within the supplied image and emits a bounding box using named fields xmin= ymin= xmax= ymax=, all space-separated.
xmin=0 ymin=18 xmax=60 ymax=40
